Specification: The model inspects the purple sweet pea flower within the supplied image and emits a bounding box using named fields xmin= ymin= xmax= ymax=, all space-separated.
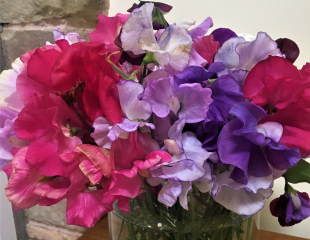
xmin=174 ymin=66 xmax=213 ymax=85
xmin=92 ymin=117 xmax=154 ymax=149
xmin=143 ymin=69 xmax=212 ymax=122
xmin=270 ymin=191 xmax=310 ymax=226
xmin=176 ymin=83 xmax=212 ymax=123
xmin=0 ymin=107 xmax=18 ymax=169
xmin=143 ymin=70 xmax=180 ymax=118
xmin=207 ymin=74 xmax=244 ymax=122
xmin=217 ymin=102 xmax=300 ymax=184
xmin=117 ymin=80 xmax=151 ymax=121
xmin=183 ymin=74 xmax=244 ymax=151
xmin=149 ymin=132 xmax=212 ymax=209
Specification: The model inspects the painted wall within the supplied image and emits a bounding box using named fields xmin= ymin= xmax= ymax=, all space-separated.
xmin=110 ymin=1 xmax=310 ymax=239
xmin=0 ymin=172 xmax=17 ymax=240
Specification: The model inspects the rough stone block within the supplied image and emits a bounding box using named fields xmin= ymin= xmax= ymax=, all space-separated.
xmin=0 ymin=26 xmax=53 ymax=68
xmin=25 ymin=201 xmax=85 ymax=233
xmin=26 ymin=220 xmax=83 ymax=240
xmin=0 ymin=25 xmax=92 ymax=69
xmin=0 ymin=0 xmax=109 ymax=27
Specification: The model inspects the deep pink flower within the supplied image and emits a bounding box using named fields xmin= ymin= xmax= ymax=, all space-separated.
xmin=14 ymin=94 xmax=82 ymax=176
xmin=193 ymin=35 xmax=220 ymax=64
xmin=244 ymin=56 xmax=310 ymax=155
xmin=5 ymin=147 xmax=72 ymax=208
xmin=66 ymin=133 xmax=160 ymax=227
xmin=89 ymin=13 xmax=128 ymax=47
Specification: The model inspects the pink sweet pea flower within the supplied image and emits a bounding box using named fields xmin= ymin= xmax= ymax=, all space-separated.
xmin=89 ymin=13 xmax=128 ymax=48
xmin=5 ymin=147 xmax=72 ymax=208
xmin=66 ymin=132 xmax=160 ymax=227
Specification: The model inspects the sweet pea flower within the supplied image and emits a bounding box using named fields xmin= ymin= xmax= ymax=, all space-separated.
xmin=89 ymin=13 xmax=128 ymax=47
xmin=0 ymin=58 xmax=24 ymax=110
xmin=217 ymin=102 xmax=300 ymax=185
xmin=0 ymin=107 xmax=18 ymax=169
xmin=67 ymin=132 xmax=159 ymax=227
xmin=92 ymin=80 xmax=153 ymax=148
xmin=212 ymin=171 xmax=273 ymax=216
xmin=149 ymin=132 xmax=212 ymax=209
xmin=244 ymin=56 xmax=310 ymax=156
xmin=142 ymin=69 xmax=212 ymax=122
xmin=214 ymin=32 xmax=282 ymax=78
xmin=121 ymin=3 xmax=193 ymax=71
xmin=270 ymin=191 xmax=310 ymax=226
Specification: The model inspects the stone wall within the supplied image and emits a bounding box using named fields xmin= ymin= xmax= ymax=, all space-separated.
xmin=0 ymin=1 xmax=109 ymax=239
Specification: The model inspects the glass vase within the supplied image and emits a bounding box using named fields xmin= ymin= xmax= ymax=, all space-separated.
xmin=109 ymin=188 xmax=254 ymax=240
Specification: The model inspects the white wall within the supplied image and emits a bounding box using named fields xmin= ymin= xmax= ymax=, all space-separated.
xmin=0 ymin=172 xmax=17 ymax=240
xmin=110 ymin=1 xmax=310 ymax=238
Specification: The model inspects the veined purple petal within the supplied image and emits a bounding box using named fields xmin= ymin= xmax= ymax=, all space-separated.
xmin=143 ymin=70 xmax=180 ymax=118
xmin=177 ymin=83 xmax=212 ymax=123
xmin=175 ymin=66 xmax=212 ymax=85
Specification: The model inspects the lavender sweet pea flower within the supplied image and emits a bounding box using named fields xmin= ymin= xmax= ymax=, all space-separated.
xmin=217 ymin=102 xmax=300 ymax=184
xmin=117 ymin=80 xmax=151 ymax=120
xmin=143 ymin=69 xmax=212 ymax=121
xmin=149 ymin=132 xmax=211 ymax=209
xmin=176 ymin=83 xmax=212 ymax=123
xmin=189 ymin=17 xmax=213 ymax=40
xmin=143 ymin=70 xmax=180 ymax=118
xmin=0 ymin=58 xmax=24 ymax=110
xmin=270 ymin=191 xmax=310 ymax=226
xmin=155 ymin=24 xmax=193 ymax=72
xmin=0 ymin=107 xmax=18 ymax=169
xmin=121 ymin=3 xmax=193 ymax=71
xmin=121 ymin=3 xmax=158 ymax=55
xmin=212 ymin=171 xmax=273 ymax=215
xmin=214 ymin=32 xmax=282 ymax=78
xmin=53 ymin=28 xmax=83 ymax=44
xmin=92 ymin=80 xmax=153 ymax=148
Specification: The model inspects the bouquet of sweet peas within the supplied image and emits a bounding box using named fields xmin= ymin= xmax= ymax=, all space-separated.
xmin=1 ymin=1 xmax=309 ymax=237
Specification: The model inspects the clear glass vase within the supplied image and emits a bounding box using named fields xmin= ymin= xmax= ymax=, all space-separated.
xmin=109 ymin=188 xmax=254 ymax=240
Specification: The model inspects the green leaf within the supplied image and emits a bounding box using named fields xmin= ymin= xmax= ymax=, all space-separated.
xmin=142 ymin=52 xmax=157 ymax=65
xmin=152 ymin=6 xmax=169 ymax=30
xmin=284 ymin=159 xmax=310 ymax=184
